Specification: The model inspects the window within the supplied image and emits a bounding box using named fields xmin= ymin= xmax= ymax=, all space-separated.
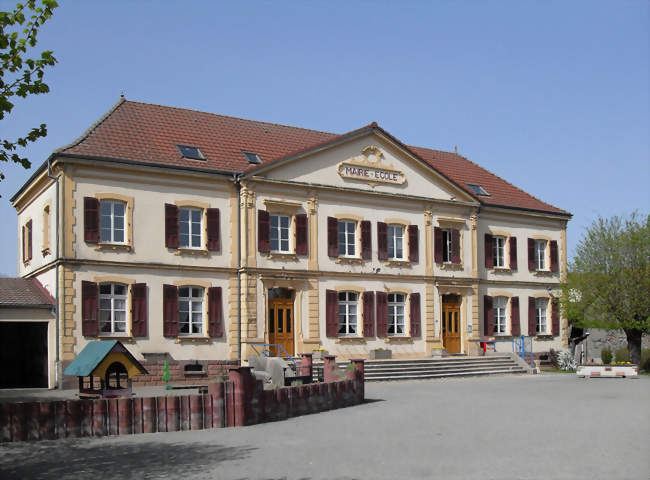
xmin=22 ymin=220 xmax=32 ymax=262
xmin=442 ymin=229 xmax=452 ymax=263
xmin=535 ymin=298 xmax=548 ymax=334
xmin=338 ymin=291 xmax=358 ymax=335
xmin=494 ymin=296 xmax=507 ymax=334
xmin=270 ymin=214 xmax=290 ymax=253
xmin=388 ymin=293 xmax=406 ymax=335
xmin=466 ymin=183 xmax=490 ymax=196
xmin=100 ymin=200 xmax=126 ymax=243
xmin=179 ymin=208 xmax=202 ymax=248
xmin=388 ymin=225 xmax=404 ymax=260
xmin=243 ymin=151 xmax=262 ymax=164
xmin=338 ymin=220 xmax=356 ymax=257
xmin=99 ymin=283 xmax=127 ymax=334
xmin=535 ymin=240 xmax=547 ymax=270
xmin=176 ymin=145 xmax=205 ymax=160
xmin=493 ymin=236 xmax=506 ymax=268
xmin=179 ymin=286 xmax=204 ymax=335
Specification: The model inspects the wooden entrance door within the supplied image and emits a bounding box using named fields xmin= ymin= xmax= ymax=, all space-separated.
xmin=442 ymin=295 xmax=461 ymax=354
xmin=268 ymin=289 xmax=294 ymax=357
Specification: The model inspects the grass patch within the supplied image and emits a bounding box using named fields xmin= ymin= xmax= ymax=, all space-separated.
xmin=541 ymin=368 xmax=576 ymax=374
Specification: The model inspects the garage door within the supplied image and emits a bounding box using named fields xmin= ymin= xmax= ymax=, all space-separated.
xmin=0 ymin=322 xmax=48 ymax=388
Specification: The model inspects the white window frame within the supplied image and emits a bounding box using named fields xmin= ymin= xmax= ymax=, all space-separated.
xmin=535 ymin=240 xmax=547 ymax=270
xmin=99 ymin=200 xmax=126 ymax=244
xmin=338 ymin=220 xmax=357 ymax=257
xmin=494 ymin=296 xmax=507 ymax=334
xmin=535 ymin=297 xmax=548 ymax=334
xmin=388 ymin=225 xmax=405 ymax=260
xmin=493 ymin=236 xmax=506 ymax=268
xmin=179 ymin=286 xmax=204 ymax=335
xmin=338 ymin=291 xmax=358 ymax=335
xmin=388 ymin=293 xmax=406 ymax=336
xmin=179 ymin=207 xmax=203 ymax=249
xmin=99 ymin=283 xmax=128 ymax=334
xmin=270 ymin=214 xmax=291 ymax=253
xmin=442 ymin=229 xmax=452 ymax=263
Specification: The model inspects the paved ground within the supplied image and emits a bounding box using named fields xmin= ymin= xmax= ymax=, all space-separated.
xmin=0 ymin=373 xmax=648 ymax=480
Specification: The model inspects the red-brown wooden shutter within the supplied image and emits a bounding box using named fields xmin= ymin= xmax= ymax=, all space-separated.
xmin=84 ymin=197 xmax=100 ymax=243
xmin=295 ymin=214 xmax=308 ymax=255
xmin=165 ymin=203 xmax=179 ymax=249
xmin=377 ymin=222 xmax=388 ymax=261
xmin=434 ymin=227 xmax=443 ymax=263
xmin=362 ymin=291 xmax=375 ymax=337
xmin=510 ymin=297 xmax=520 ymax=337
xmin=408 ymin=225 xmax=419 ymax=262
xmin=21 ymin=226 xmax=25 ymax=262
xmin=131 ymin=283 xmax=147 ymax=337
xmin=81 ymin=280 xmax=99 ymax=337
xmin=509 ymin=236 xmax=518 ymax=270
xmin=361 ymin=220 xmax=372 ymax=260
xmin=484 ymin=233 xmax=493 ymax=268
xmin=550 ymin=240 xmax=559 ymax=272
xmin=208 ymin=286 xmax=224 ymax=338
xmin=409 ymin=293 xmax=421 ymax=337
xmin=451 ymin=229 xmax=461 ymax=264
xmin=206 ymin=208 xmax=220 ymax=251
xmin=163 ymin=284 xmax=179 ymax=338
xmin=551 ymin=299 xmax=559 ymax=336
xmin=258 ymin=210 xmax=270 ymax=253
xmin=327 ymin=217 xmax=338 ymax=257
xmin=26 ymin=220 xmax=32 ymax=260
xmin=528 ymin=297 xmax=536 ymax=336
xmin=325 ymin=289 xmax=338 ymax=337
xmin=483 ymin=295 xmax=494 ymax=336
xmin=375 ymin=291 xmax=388 ymax=338
xmin=527 ymin=238 xmax=535 ymax=271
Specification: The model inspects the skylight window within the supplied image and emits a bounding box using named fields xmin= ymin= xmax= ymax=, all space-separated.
xmin=176 ymin=145 xmax=205 ymax=160
xmin=466 ymin=183 xmax=490 ymax=196
xmin=243 ymin=151 xmax=262 ymax=164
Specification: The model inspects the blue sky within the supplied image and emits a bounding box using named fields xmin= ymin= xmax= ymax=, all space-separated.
xmin=1 ymin=1 xmax=648 ymax=275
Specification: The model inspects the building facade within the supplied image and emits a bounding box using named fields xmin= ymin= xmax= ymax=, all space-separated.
xmin=11 ymin=98 xmax=571 ymax=388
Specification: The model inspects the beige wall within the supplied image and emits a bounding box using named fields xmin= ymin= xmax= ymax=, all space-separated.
xmin=17 ymin=181 xmax=57 ymax=277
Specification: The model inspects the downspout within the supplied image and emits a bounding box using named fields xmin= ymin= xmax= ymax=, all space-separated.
xmin=232 ymin=173 xmax=243 ymax=362
xmin=46 ymin=156 xmax=60 ymax=387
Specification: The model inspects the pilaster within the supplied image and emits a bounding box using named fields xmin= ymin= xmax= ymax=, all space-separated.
xmin=307 ymin=195 xmax=319 ymax=271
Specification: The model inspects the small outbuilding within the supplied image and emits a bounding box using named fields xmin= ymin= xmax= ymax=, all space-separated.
xmin=63 ymin=340 xmax=148 ymax=398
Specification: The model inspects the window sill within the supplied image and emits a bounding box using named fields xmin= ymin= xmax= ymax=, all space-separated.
xmin=268 ymin=252 xmax=299 ymax=261
xmin=335 ymin=257 xmax=364 ymax=265
xmin=95 ymin=243 xmax=132 ymax=252
xmin=22 ymin=260 xmax=31 ymax=267
xmin=335 ymin=337 xmax=366 ymax=344
xmin=490 ymin=267 xmax=512 ymax=274
xmin=385 ymin=260 xmax=411 ymax=268
xmin=96 ymin=335 xmax=135 ymax=343
xmin=437 ymin=263 xmax=463 ymax=271
xmin=174 ymin=336 xmax=211 ymax=344
xmin=533 ymin=270 xmax=555 ymax=277
xmin=384 ymin=336 xmax=414 ymax=344
xmin=174 ymin=248 xmax=209 ymax=257
xmin=533 ymin=334 xmax=555 ymax=340
xmin=41 ymin=248 xmax=51 ymax=257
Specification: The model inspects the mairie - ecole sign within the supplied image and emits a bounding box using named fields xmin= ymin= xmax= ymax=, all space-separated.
xmin=337 ymin=146 xmax=405 ymax=187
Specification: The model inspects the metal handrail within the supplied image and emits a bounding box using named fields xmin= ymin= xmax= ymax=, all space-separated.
xmin=249 ymin=343 xmax=298 ymax=370
xmin=474 ymin=335 xmax=535 ymax=368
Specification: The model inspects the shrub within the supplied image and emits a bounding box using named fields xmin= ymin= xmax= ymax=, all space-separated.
xmin=549 ymin=348 xmax=560 ymax=368
xmin=601 ymin=347 xmax=613 ymax=365
xmin=641 ymin=349 xmax=650 ymax=372
xmin=558 ymin=350 xmax=576 ymax=371
xmin=615 ymin=347 xmax=630 ymax=363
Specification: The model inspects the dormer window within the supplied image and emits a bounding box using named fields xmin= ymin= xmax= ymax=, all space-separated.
xmin=243 ymin=151 xmax=262 ymax=164
xmin=466 ymin=183 xmax=490 ymax=196
xmin=176 ymin=145 xmax=205 ymax=160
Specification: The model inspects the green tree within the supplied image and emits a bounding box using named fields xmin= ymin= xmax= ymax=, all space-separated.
xmin=1 ymin=0 xmax=58 ymax=187
xmin=562 ymin=213 xmax=650 ymax=365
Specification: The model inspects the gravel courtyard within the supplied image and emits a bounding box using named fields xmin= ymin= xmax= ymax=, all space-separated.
xmin=0 ymin=373 xmax=648 ymax=480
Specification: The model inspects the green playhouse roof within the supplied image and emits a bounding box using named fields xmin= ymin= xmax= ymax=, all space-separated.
xmin=63 ymin=340 xmax=147 ymax=376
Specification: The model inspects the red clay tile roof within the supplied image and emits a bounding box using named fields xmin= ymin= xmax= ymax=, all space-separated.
xmin=59 ymin=99 xmax=569 ymax=216
xmin=0 ymin=278 xmax=55 ymax=308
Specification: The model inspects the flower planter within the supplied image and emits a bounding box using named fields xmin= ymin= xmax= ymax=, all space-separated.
xmin=576 ymin=364 xmax=638 ymax=378
xmin=369 ymin=349 xmax=392 ymax=360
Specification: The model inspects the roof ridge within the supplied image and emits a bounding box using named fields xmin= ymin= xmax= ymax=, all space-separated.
xmin=57 ymin=96 xmax=127 ymax=153
xmin=122 ymin=99 xmax=341 ymax=138
xmin=412 ymin=145 xmax=567 ymax=213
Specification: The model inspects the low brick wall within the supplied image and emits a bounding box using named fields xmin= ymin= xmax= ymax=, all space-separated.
xmin=0 ymin=358 xmax=364 ymax=443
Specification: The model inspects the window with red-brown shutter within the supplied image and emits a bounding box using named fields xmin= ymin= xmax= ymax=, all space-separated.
xmin=131 ymin=283 xmax=147 ymax=337
xmin=82 ymin=280 xmax=99 ymax=337
xmin=484 ymin=233 xmax=494 ymax=268
xmin=84 ymin=197 xmax=100 ymax=244
xmin=258 ymin=210 xmax=270 ymax=253
xmin=163 ymin=284 xmax=179 ymax=338
xmin=325 ymin=289 xmax=338 ymax=337
xmin=527 ymin=238 xmax=535 ymax=271
xmin=165 ymin=203 xmax=179 ymax=249
xmin=509 ymin=236 xmax=518 ymax=270
xmin=361 ymin=221 xmax=372 ymax=260
xmin=327 ymin=217 xmax=338 ymax=257
xmin=483 ymin=295 xmax=494 ymax=336
xmin=362 ymin=291 xmax=375 ymax=337
xmin=377 ymin=222 xmax=388 ymax=261
xmin=206 ymin=208 xmax=220 ymax=252
xmin=510 ymin=297 xmax=520 ymax=336
xmin=551 ymin=299 xmax=559 ymax=336
xmin=434 ymin=227 xmax=443 ymax=263
xmin=550 ymin=240 xmax=559 ymax=273
xmin=375 ymin=291 xmax=388 ymax=337
xmin=208 ymin=286 xmax=223 ymax=337
xmin=528 ymin=297 xmax=536 ymax=336
xmin=451 ymin=229 xmax=461 ymax=264
xmin=295 ymin=214 xmax=308 ymax=255
xmin=409 ymin=293 xmax=421 ymax=337
xmin=408 ymin=225 xmax=419 ymax=262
